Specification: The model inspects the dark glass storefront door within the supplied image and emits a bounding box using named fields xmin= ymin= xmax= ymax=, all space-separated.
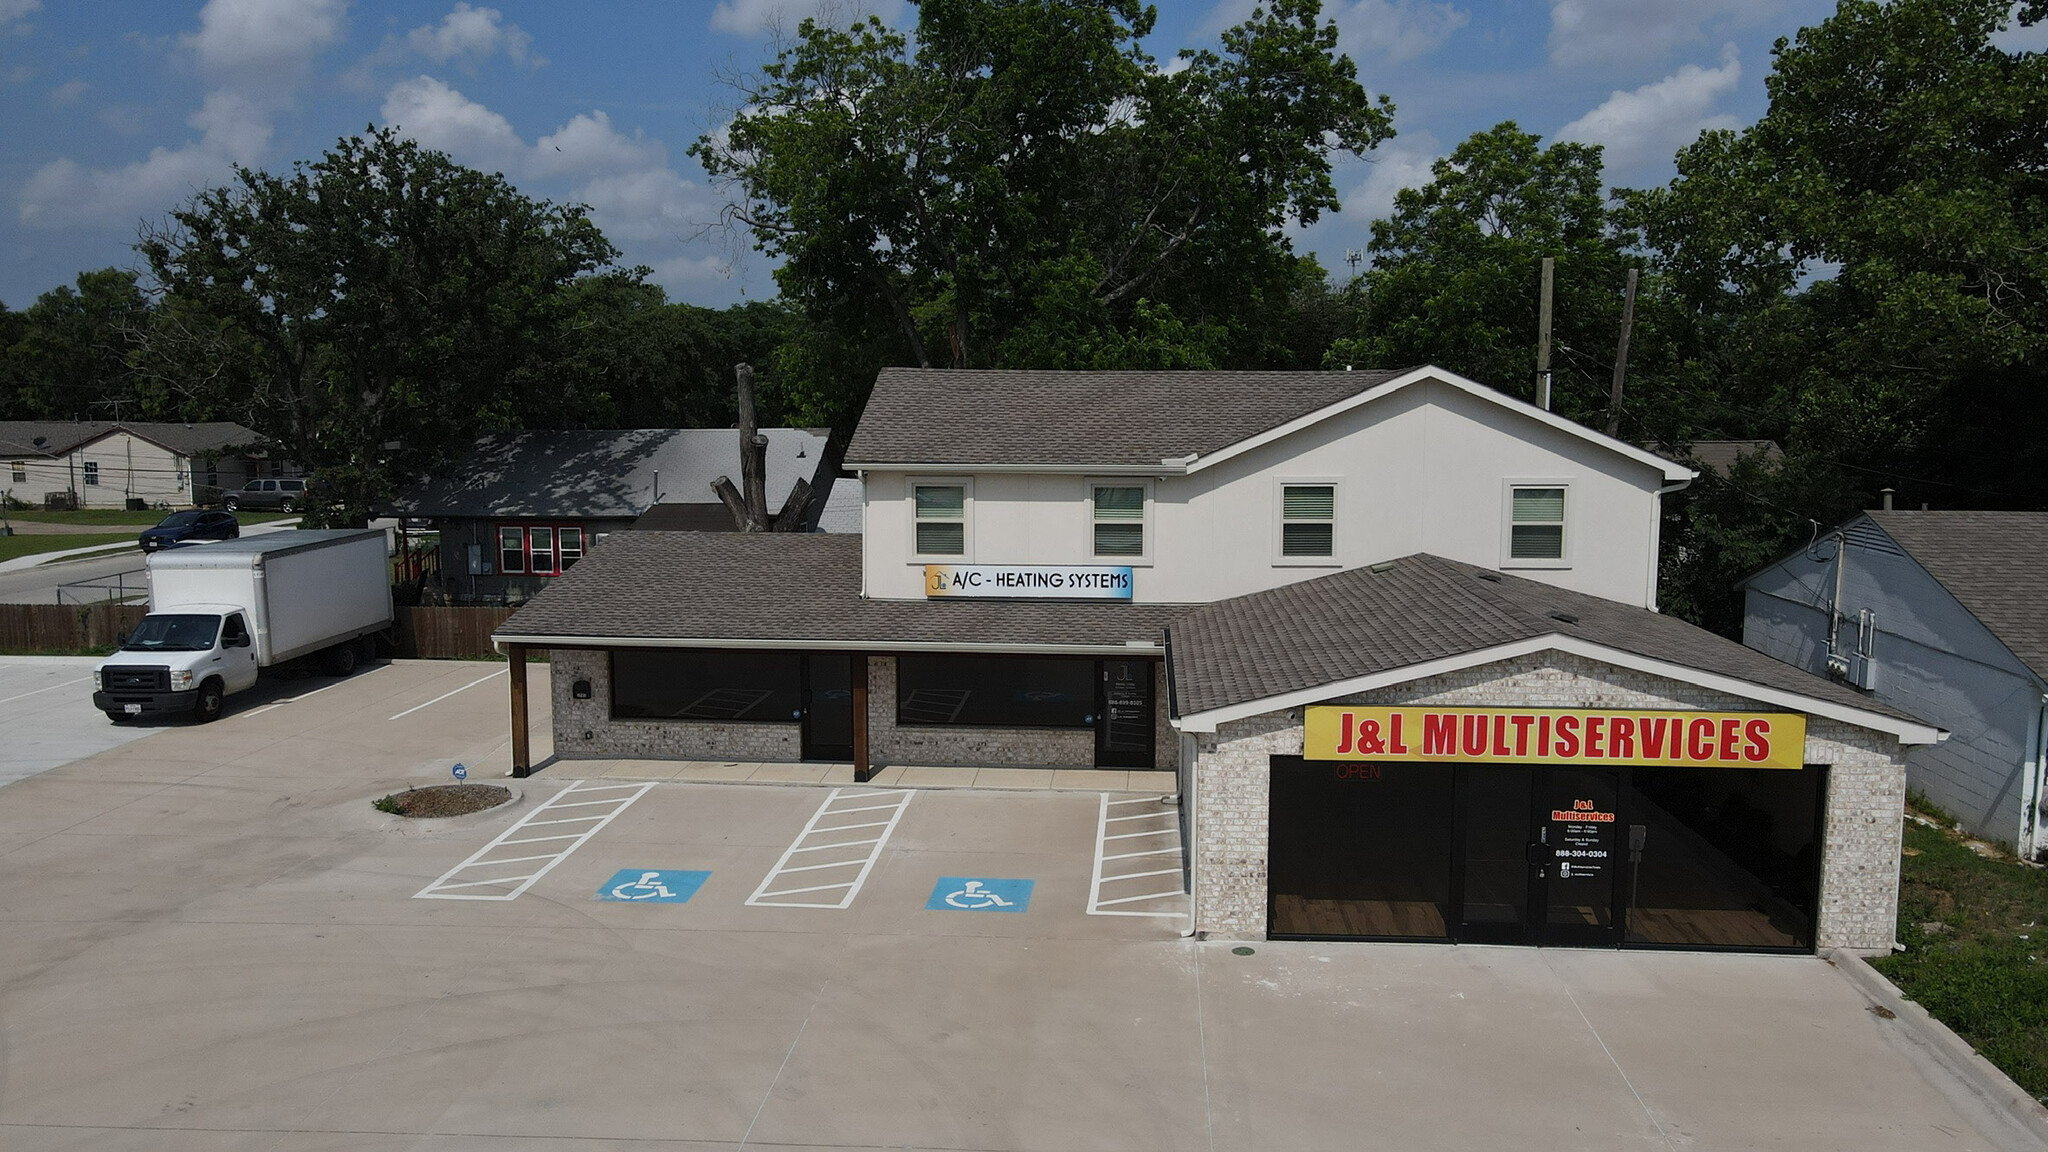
xmin=1095 ymin=659 xmax=1155 ymax=768
xmin=800 ymin=655 xmax=854 ymax=761
xmin=1452 ymin=766 xmax=1622 ymax=947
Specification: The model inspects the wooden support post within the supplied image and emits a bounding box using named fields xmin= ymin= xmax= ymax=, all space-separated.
xmin=851 ymin=653 xmax=871 ymax=783
xmin=508 ymin=643 xmax=530 ymax=778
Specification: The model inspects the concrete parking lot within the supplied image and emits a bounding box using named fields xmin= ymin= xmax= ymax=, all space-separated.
xmin=0 ymin=656 xmax=2038 ymax=1150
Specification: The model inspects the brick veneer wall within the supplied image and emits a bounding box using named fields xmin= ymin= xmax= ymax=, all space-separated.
xmin=547 ymin=649 xmax=1177 ymax=772
xmin=1190 ymin=651 xmax=1908 ymax=953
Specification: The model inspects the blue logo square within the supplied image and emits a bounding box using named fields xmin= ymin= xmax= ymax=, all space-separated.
xmin=927 ymin=876 xmax=1034 ymax=913
xmin=596 ymin=869 xmax=710 ymax=903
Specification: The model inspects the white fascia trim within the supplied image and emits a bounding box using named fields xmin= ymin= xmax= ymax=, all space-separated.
xmin=1171 ymin=633 xmax=1944 ymax=745
xmin=1183 ymin=365 xmax=1697 ymax=484
xmin=842 ymin=461 xmax=1186 ymax=476
xmin=494 ymin=634 xmax=1164 ymax=657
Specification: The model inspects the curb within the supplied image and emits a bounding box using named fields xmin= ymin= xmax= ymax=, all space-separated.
xmin=1829 ymin=948 xmax=2048 ymax=1149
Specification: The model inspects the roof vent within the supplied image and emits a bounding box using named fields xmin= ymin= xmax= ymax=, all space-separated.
xmin=1369 ymin=560 xmax=1397 ymax=573
xmin=1549 ymin=611 xmax=1580 ymax=625
xmin=1474 ymin=570 xmax=1501 ymax=583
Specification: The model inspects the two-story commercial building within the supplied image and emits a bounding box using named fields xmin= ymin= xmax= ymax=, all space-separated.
xmin=493 ymin=366 xmax=1942 ymax=954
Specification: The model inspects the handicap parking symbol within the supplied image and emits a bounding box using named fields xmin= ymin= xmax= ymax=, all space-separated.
xmin=927 ymin=876 xmax=1033 ymax=913
xmin=595 ymin=869 xmax=710 ymax=903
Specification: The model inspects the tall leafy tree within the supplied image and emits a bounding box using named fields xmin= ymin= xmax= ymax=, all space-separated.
xmin=692 ymin=0 xmax=1393 ymax=428
xmin=137 ymin=127 xmax=623 ymax=525
xmin=1 ymin=269 xmax=158 ymax=421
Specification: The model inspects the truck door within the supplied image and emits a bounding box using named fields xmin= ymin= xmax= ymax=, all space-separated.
xmin=219 ymin=613 xmax=260 ymax=690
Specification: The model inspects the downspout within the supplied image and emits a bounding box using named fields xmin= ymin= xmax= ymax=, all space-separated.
xmin=1826 ymin=530 xmax=1848 ymax=661
xmin=859 ymin=470 xmax=869 ymax=599
xmin=2025 ymin=695 xmax=2047 ymax=861
xmin=1646 ymin=478 xmax=1691 ymax=611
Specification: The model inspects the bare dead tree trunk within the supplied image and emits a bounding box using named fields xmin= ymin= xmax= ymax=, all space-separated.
xmin=770 ymin=478 xmax=813 ymax=532
xmin=736 ymin=363 xmax=770 ymax=531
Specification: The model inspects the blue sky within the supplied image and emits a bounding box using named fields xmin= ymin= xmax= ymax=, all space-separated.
xmin=3 ymin=1 xmax=2031 ymax=312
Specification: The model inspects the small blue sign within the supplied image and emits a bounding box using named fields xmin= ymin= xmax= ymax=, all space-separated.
xmin=451 ymin=763 xmax=468 ymax=781
xmin=596 ymin=869 xmax=710 ymax=903
xmin=927 ymin=876 xmax=1034 ymax=913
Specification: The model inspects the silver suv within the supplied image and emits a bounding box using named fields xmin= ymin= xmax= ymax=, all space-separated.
xmin=224 ymin=477 xmax=310 ymax=513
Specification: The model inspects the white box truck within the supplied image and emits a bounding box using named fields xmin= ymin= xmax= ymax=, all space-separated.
xmin=92 ymin=530 xmax=394 ymax=723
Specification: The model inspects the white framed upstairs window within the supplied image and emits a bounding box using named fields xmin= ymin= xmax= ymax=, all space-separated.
xmin=1091 ymin=481 xmax=1148 ymax=561
xmin=1276 ymin=480 xmax=1338 ymax=565
xmin=912 ymin=479 xmax=970 ymax=559
xmin=1505 ymin=482 xmax=1569 ymax=566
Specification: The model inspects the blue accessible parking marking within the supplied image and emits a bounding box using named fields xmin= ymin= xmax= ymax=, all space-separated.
xmin=927 ymin=876 xmax=1034 ymax=913
xmin=596 ymin=869 xmax=710 ymax=903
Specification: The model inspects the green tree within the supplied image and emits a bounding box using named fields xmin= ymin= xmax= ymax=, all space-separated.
xmin=137 ymin=127 xmax=623 ymax=525
xmin=1328 ymin=123 xmax=1650 ymax=424
xmin=692 ymin=0 xmax=1393 ymax=428
xmin=1633 ymin=0 xmax=2048 ymax=509
xmin=1 ymin=269 xmax=157 ymax=421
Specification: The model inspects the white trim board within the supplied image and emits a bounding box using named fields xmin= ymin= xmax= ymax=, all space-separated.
xmin=1171 ymin=633 xmax=1945 ymax=745
xmin=495 ymin=635 xmax=1166 ymax=656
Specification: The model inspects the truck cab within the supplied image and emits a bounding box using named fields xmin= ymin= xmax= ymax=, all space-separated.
xmin=94 ymin=604 xmax=261 ymax=722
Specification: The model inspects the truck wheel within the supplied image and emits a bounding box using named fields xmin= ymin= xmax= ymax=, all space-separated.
xmin=223 ymin=496 xmax=239 ymax=511
xmin=194 ymin=679 xmax=225 ymax=723
xmin=323 ymin=641 xmax=358 ymax=677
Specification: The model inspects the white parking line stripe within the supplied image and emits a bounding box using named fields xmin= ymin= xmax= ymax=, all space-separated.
xmin=415 ymin=780 xmax=653 ymax=901
xmin=388 ymin=669 xmax=506 ymax=721
xmin=808 ymin=819 xmax=893 ymax=833
xmin=466 ymin=852 xmax=560 ymax=866
xmin=545 ymin=798 xmax=635 ymax=809
xmin=561 ymin=783 xmax=646 ymax=794
xmin=0 ymin=676 xmax=88 ymax=706
xmin=746 ymin=788 xmax=913 ymax=910
xmin=498 ymin=834 xmax=583 ymax=846
xmin=1088 ymin=792 xmax=1188 ymax=919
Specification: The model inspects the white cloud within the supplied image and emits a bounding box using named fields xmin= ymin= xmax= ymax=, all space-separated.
xmin=709 ymin=0 xmax=905 ymax=38
xmin=1202 ymin=0 xmax=1467 ymax=62
xmin=406 ymin=3 xmax=540 ymax=69
xmin=46 ymin=78 xmax=85 ymax=107
xmin=18 ymin=0 xmax=339 ymax=230
xmin=1555 ymin=45 xmax=1742 ymax=174
xmin=380 ymin=78 xmax=719 ymax=294
xmin=1547 ymin=0 xmax=1793 ymax=70
xmin=19 ymin=91 xmax=270 ymax=228
xmin=181 ymin=0 xmax=347 ymax=92
xmin=1343 ymin=133 xmax=1441 ymax=225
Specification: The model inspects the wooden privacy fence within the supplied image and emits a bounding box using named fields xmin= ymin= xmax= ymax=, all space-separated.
xmin=0 ymin=603 xmax=148 ymax=652
xmin=0 ymin=603 xmax=511 ymax=659
xmin=395 ymin=606 xmax=514 ymax=659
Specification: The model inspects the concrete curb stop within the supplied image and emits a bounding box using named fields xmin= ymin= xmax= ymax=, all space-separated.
xmin=1829 ymin=948 xmax=2048 ymax=1151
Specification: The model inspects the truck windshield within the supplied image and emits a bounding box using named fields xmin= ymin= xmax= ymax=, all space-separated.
xmin=122 ymin=614 xmax=222 ymax=652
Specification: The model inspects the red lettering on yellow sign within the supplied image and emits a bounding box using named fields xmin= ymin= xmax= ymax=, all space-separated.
xmin=1304 ymin=707 xmax=1807 ymax=769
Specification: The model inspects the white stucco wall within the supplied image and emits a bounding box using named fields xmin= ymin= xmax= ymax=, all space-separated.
xmin=860 ymin=378 xmax=1670 ymax=607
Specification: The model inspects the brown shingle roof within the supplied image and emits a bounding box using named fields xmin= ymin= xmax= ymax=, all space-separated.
xmin=1865 ymin=511 xmax=2048 ymax=680
xmin=495 ymin=531 xmax=1185 ymax=650
xmin=843 ymin=367 xmax=1411 ymax=467
xmin=1171 ymin=553 xmax=1925 ymax=725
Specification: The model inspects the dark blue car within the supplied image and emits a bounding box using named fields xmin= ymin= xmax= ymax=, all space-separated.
xmin=139 ymin=510 xmax=240 ymax=553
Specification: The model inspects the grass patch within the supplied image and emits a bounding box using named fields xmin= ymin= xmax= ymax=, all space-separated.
xmin=0 ymin=531 xmax=138 ymax=563
xmin=3 ymin=510 xmax=297 ymax=526
xmin=1872 ymin=818 xmax=2048 ymax=1102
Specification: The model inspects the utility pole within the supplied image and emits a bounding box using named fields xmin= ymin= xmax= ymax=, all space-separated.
xmin=1535 ymin=256 xmax=1554 ymax=411
xmin=1605 ymin=267 xmax=1639 ymax=438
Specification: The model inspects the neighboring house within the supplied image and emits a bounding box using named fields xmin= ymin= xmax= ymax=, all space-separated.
xmin=493 ymin=366 xmax=1939 ymax=956
xmin=1742 ymin=510 xmax=2048 ymax=859
xmin=0 ymin=420 xmax=271 ymax=510
xmin=390 ymin=427 xmax=834 ymax=605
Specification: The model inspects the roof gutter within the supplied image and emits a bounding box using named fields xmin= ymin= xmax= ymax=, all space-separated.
xmin=493 ymin=634 xmax=1166 ymax=658
xmin=841 ymin=461 xmax=1191 ymax=476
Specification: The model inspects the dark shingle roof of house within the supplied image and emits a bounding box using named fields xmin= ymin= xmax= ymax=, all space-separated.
xmin=0 ymin=420 xmax=262 ymax=457
xmin=1645 ymin=439 xmax=1782 ymax=477
xmin=843 ymin=368 xmax=1411 ymax=466
xmin=496 ymin=532 xmax=1183 ymax=649
xmin=1865 ymin=511 xmax=2048 ymax=679
xmin=392 ymin=428 xmax=829 ymax=519
xmin=1171 ymin=553 xmax=1925 ymax=724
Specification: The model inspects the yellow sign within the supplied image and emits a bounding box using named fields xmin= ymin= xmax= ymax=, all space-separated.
xmin=1304 ymin=706 xmax=1808 ymax=769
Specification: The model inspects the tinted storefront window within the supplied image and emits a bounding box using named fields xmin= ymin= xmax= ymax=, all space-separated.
xmin=1623 ymin=765 xmax=1823 ymax=950
xmin=1269 ymin=756 xmax=1455 ymax=939
xmin=897 ymin=655 xmax=1095 ymax=728
xmin=611 ymin=650 xmax=801 ymax=722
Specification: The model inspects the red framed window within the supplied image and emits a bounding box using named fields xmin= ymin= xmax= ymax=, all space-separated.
xmin=496 ymin=524 xmax=584 ymax=576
